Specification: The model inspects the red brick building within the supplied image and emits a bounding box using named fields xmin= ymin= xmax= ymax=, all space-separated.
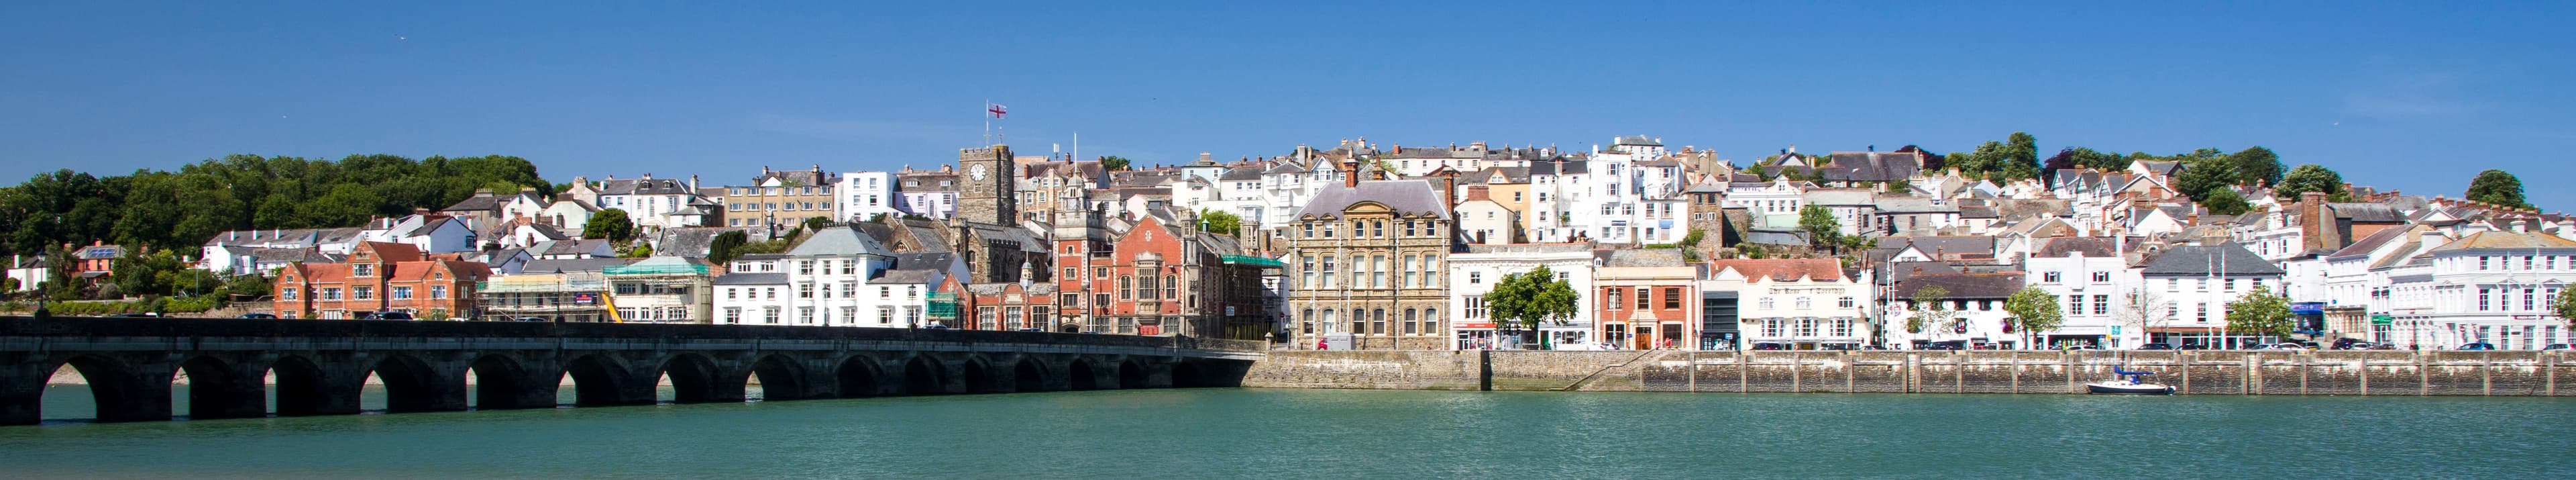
xmin=1053 ymin=212 xmax=1275 ymax=338
xmin=273 ymin=242 xmax=491 ymax=320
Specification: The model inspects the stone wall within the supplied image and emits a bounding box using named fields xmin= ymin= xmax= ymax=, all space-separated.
xmin=1245 ymin=350 xmax=2576 ymax=396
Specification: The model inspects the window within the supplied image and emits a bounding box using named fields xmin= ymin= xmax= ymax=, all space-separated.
xmin=1120 ymin=275 xmax=1134 ymax=300
xmin=1163 ymin=275 xmax=1177 ymax=300
xmin=1796 ymin=297 xmax=1811 ymax=309
xmin=1403 ymin=254 xmax=1418 ymax=287
xmin=839 ymin=306 xmax=856 ymax=324
xmin=431 ymin=285 xmax=447 ymax=299
xmin=1140 ymin=275 xmax=1157 ymax=300
xmin=391 ymin=287 xmax=413 ymax=300
xmin=1608 ymin=289 xmax=1624 ymax=309
xmin=726 ymin=288 xmax=738 ymax=300
xmin=2092 ymin=271 xmax=2110 ymax=283
xmin=2043 ymin=272 xmax=2061 ymax=283
xmin=2480 ymin=288 xmax=2492 ymax=311
xmin=841 ymin=260 xmax=855 ymax=275
xmin=724 ymin=307 xmax=742 ymax=324
xmin=354 ymin=287 xmax=372 ymax=300
xmin=799 ymin=283 xmax=814 ymax=299
xmin=1635 ymin=287 xmax=1650 ymax=309
xmin=799 ymin=307 xmax=815 ymax=324
xmin=1403 ymin=309 xmax=1418 ymax=334
xmin=352 ymin=264 xmax=373 ymax=277
xmin=1838 ymin=297 xmax=1854 ymax=308
xmin=1469 ymin=271 xmax=1482 ymax=284
xmin=282 ymin=288 xmax=298 ymax=300
xmin=2196 ymin=303 xmax=2207 ymax=322
xmin=1666 ymin=288 xmax=1682 ymax=309
xmin=2481 ymin=256 xmax=2491 ymax=270
xmin=2093 ymin=295 xmax=2109 ymax=315
xmin=798 ymin=260 xmax=813 ymax=275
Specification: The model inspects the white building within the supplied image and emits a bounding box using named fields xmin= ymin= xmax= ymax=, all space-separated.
xmin=1447 ymin=243 xmax=1597 ymax=349
xmin=2022 ymin=237 xmax=2147 ymax=348
xmin=2381 ymin=231 xmax=2576 ymax=350
xmin=2138 ymin=241 xmax=2288 ymax=348
xmin=1884 ymin=269 xmax=2026 ymax=349
xmin=835 ymin=171 xmax=902 ymax=222
xmin=708 ymin=228 xmax=955 ymax=328
xmin=1703 ymin=258 xmax=1872 ymax=350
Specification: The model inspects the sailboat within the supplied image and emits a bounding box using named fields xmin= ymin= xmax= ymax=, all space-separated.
xmin=2086 ymin=366 xmax=2176 ymax=395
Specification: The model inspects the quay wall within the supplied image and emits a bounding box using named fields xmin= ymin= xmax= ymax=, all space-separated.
xmin=1242 ymin=350 xmax=2575 ymax=396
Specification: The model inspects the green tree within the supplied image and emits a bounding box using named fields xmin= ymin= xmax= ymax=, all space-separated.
xmin=706 ymin=230 xmax=750 ymax=265
xmin=1886 ymin=178 xmax=1913 ymax=193
xmin=2226 ymin=285 xmax=2296 ymax=341
xmin=1484 ymin=265 xmax=1580 ymax=348
xmin=2171 ymin=156 xmax=2238 ymax=199
xmin=583 ymin=209 xmax=637 ymax=244
xmin=1197 ymin=209 xmax=1242 ymax=235
xmin=2467 ymin=169 xmax=2530 ymax=210
xmin=621 ymin=244 xmax=654 ymax=258
xmin=1678 ymin=229 xmax=1707 ymax=249
xmin=1797 ymin=205 xmax=1843 ymax=252
xmin=2200 ymin=189 xmax=2253 ymax=215
xmin=2229 ymin=146 xmax=2284 ymax=187
xmin=802 ymin=216 xmax=835 ymax=232
xmin=224 ymin=271 xmax=273 ymax=299
xmin=1099 ymin=156 xmax=1132 ymax=171
xmin=2275 ymin=164 xmax=2349 ymax=201
xmin=2554 ymin=287 xmax=2576 ymax=329
xmin=1907 ymin=285 xmax=1955 ymax=334
xmin=2003 ymin=287 xmax=2065 ymax=349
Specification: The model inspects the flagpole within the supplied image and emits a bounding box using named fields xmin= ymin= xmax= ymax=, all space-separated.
xmin=983 ymin=99 xmax=991 ymax=146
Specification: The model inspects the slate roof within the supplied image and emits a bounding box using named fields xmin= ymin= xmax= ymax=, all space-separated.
xmin=203 ymin=227 xmax=364 ymax=247
xmin=523 ymin=258 xmax=640 ymax=274
xmin=1295 ymin=180 xmax=1451 ymax=220
xmin=1891 ymin=271 xmax=2026 ymax=299
xmin=1814 ymin=151 xmax=1924 ymax=183
xmin=2329 ymin=203 xmax=2408 ymax=223
xmin=1601 ymin=248 xmax=1687 ymax=268
xmin=1219 ymin=166 xmax=1264 ymax=181
xmin=2141 ymin=242 xmax=2284 ymax=276
xmin=788 ymin=226 xmax=896 ymax=257
xmin=1527 ymin=158 xmax=1590 ymax=176
xmin=1464 ymin=166 xmax=1529 ymax=185
xmin=2328 ymin=226 xmax=2416 ymax=258
xmin=1614 ymin=135 xmax=1662 ymax=147
xmin=2033 ymin=236 xmax=2119 ymax=258
xmin=712 ymin=272 xmax=787 ymax=285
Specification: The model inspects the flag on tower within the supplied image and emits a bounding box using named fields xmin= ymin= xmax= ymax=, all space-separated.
xmin=987 ymin=103 xmax=1008 ymax=119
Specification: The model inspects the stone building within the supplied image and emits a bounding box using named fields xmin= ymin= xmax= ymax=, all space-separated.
xmin=1285 ymin=170 xmax=1454 ymax=350
xmin=718 ymin=166 xmax=841 ymax=230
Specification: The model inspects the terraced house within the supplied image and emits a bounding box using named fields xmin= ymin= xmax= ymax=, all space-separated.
xmin=272 ymin=242 xmax=490 ymax=320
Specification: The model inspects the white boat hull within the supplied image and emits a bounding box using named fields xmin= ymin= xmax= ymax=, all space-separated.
xmin=2086 ymin=381 xmax=2176 ymax=395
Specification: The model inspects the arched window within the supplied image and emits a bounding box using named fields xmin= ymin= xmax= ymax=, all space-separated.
xmin=1321 ymin=309 xmax=1338 ymax=333
xmin=1140 ymin=275 xmax=1157 ymax=299
xmin=1119 ymin=275 xmax=1132 ymax=300
xmin=1301 ymin=309 xmax=1315 ymax=334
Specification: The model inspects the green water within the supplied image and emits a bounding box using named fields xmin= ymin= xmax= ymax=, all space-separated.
xmin=5 ymin=385 xmax=2572 ymax=479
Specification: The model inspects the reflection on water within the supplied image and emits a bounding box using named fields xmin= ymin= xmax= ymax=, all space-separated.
xmin=38 ymin=383 xmax=756 ymax=422
xmin=7 ymin=388 xmax=2574 ymax=479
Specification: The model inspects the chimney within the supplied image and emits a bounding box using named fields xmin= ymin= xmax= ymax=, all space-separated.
xmin=690 ymin=175 xmax=700 ymax=191
xmin=1342 ymin=158 xmax=1361 ymax=188
xmin=2513 ymin=219 xmax=2530 ymax=233
xmin=1199 ymin=152 xmax=1212 ymax=163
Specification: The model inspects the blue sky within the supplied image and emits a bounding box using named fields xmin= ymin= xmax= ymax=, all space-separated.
xmin=3 ymin=2 xmax=2571 ymax=208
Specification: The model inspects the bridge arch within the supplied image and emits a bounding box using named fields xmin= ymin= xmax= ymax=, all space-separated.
xmin=834 ymin=355 xmax=881 ymax=398
xmin=901 ymin=355 xmax=946 ymax=395
xmin=562 ymin=353 xmax=635 ymax=407
xmin=46 ymin=354 xmax=152 ymax=422
xmin=1012 ymin=357 xmax=1046 ymax=392
xmin=266 ymin=355 xmax=329 ymax=416
xmin=176 ymin=355 xmax=262 ymax=420
xmin=468 ymin=354 xmax=537 ymax=410
xmin=658 ymin=353 xmax=722 ymax=403
xmin=368 ymin=354 xmax=442 ymax=413
xmin=1171 ymin=361 xmax=1212 ymax=388
xmin=1067 ymin=358 xmax=1099 ymax=391
xmin=749 ymin=354 xmax=808 ymax=401
xmin=961 ymin=357 xmax=997 ymax=394
xmin=1117 ymin=358 xmax=1148 ymax=389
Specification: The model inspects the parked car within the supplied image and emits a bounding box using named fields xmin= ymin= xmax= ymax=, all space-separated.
xmin=2138 ymin=343 xmax=2175 ymax=350
xmin=235 ymin=313 xmax=278 ymax=319
xmin=511 ymin=316 xmax=549 ymax=322
xmin=370 ymin=311 xmax=417 ymax=321
xmin=2544 ymin=344 xmax=2570 ymax=351
xmin=2457 ymin=342 xmax=2497 ymax=350
xmin=2061 ymin=345 xmax=2100 ymax=351
xmin=1922 ymin=340 xmax=1966 ymax=350
xmin=2260 ymin=343 xmax=2311 ymax=351
xmin=1015 ymin=328 xmax=1042 ymax=332
xmin=1750 ymin=342 xmax=1788 ymax=350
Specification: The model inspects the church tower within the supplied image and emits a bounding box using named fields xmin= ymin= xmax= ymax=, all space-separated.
xmin=957 ymin=144 xmax=1017 ymax=226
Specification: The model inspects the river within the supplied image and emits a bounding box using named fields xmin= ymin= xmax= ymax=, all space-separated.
xmin=3 ymin=385 xmax=2570 ymax=479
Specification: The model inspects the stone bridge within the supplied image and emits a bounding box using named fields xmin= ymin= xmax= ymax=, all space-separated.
xmin=0 ymin=316 xmax=1262 ymax=425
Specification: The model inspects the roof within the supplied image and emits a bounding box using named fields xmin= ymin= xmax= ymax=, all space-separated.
xmin=786 ymin=226 xmax=896 ymax=257
xmin=1892 ymin=271 xmax=2026 ymax=299
xmin=1707 ymin=258 xmax=1843 ymax=282
xmin=1219 ymin=166 xmax=1264 ymax=181
xmin=523 ymin=258 xmax=641 ymax=274
xmin=2328 ymin=225 xmax=2416 ymax=258
xmin=712 ymin=272 xmax=787 ymax=286
xmin=2428 ymin=231 xmax=2576 ymax=252
xmin=1801 ymin=189 xmax=1876 ymax=206
xmin=1601 ymin=248 xmax=1686 ymax=268
xmin=2141 ymin=242 xmax=2286 ymax=276
xmin=2329 ymin=203 xmax=2408 ymax=224
xmin=1614 ymin=135 xmax=1662 ymax=147
xmin=2033 ymin=236 xmax=2120 ymax=258
xmin=1294 ymin=180 xmax=1451 ymax=220
xmin=1814 ymin=151 xmax=1925 ymax=183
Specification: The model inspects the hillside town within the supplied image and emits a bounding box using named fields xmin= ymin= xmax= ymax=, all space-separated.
xmin=8 ymin=136 xmax=2569 ymax=352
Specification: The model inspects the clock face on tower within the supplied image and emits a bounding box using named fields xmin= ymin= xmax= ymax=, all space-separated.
xmin=970 ymin=164 xmax=989 ymax=181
